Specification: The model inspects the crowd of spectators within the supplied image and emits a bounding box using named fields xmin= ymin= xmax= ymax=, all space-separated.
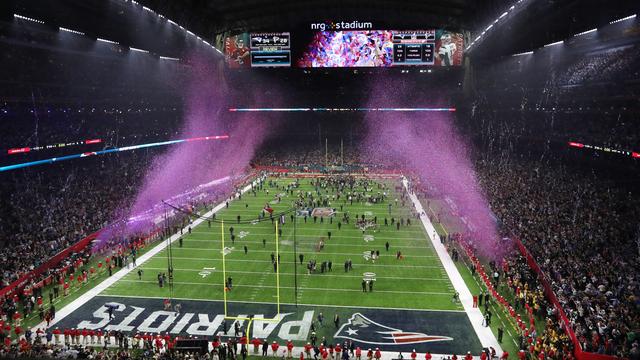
xmin=0 ymin=151 xmax=156 ymax=289
xmin=251 ymin=144 xmax=398 ymax=173
xmin=557 ymin=46 xmax=640 ymax=86
xmin=475 ymin=157 xmax=639 ymax=358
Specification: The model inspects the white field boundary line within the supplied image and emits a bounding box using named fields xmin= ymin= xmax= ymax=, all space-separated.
xmin=402 ymin=177 xmax=503 ymax=353
xmin=37 ymin=176 xmax=263 ymax=330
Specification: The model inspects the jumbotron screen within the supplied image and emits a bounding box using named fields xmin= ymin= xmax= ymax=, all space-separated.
xmin=224 ymin=29 xmax=463 ymax=68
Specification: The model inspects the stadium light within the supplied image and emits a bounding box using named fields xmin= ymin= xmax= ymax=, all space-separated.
xmin=123 ymin=1 xmax=221 ymax=56
xmin=97 ymin=37 xmax=119 ymax=45
xmin=59 ymin=27 xmax=85 ymax=35
xmin=159 ymin=56 xmax=179 ymax=61
xmin=544 ymin=40 xmax=564 ymax=47
xmin=512 ymin=51 xmax=533 ymax=56
xmin=129 ymin=46 xmax=149 ymax=53
xmin=574 ymin=28 xmax=597 ymax=36
xmin=13 ymin=14 xmax=45 ymax=24
xmin=609 ymin=14 xmax=636 ymax=24
xmin=467 ymin=0 xmax=527 ymax=52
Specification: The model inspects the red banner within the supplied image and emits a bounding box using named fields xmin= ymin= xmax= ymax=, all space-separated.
xmin=7 ymin=147 xmax=31 ymax=155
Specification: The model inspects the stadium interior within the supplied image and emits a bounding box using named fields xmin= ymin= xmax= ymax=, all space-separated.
xmin=0 ymin=1 xmax=639 ymax=360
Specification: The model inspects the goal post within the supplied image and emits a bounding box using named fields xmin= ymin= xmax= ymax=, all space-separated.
xmin=220 ymin=218 xmax=282 ymax=345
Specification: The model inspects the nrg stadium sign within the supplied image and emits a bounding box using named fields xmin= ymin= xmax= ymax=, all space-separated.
xmin=310 ymin=20 xmax=373 ymax=31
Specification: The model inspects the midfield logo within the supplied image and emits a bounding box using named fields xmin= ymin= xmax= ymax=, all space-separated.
xmin=334 ymin=313 xmax=453 ymax=345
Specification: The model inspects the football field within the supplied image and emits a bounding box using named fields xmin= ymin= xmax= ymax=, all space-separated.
xmin=54 ymin=175 xmax=486 ymax=354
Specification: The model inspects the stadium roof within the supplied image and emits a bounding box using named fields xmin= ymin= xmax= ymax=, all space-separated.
xmin=6 ymin=0 xmax=639 ymax=60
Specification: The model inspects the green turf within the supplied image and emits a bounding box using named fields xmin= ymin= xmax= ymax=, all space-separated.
xmin=103 ymin=176 xmax=461 ymax=311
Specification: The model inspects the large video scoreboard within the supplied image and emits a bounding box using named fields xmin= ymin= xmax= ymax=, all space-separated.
xmin=225 ymin=29 xmax=463 ymax=68
xmin=250 ymin=32 xmax=291 ymax=67
xmin=392 ymin=30 xmax=436 ymax=65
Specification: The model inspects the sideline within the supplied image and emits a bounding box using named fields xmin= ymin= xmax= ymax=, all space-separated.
xmin=402 ymin=177 xmax=502 ymax=353
xmin=37 ymin=177 xmax=262 ymax=330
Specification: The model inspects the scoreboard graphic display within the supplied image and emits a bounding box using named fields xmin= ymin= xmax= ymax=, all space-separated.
xmin=250 ymin=32 xmax=291 ymax=67
xmin=225 ymin=29 xmax=463 ymax=68
xmin=392 ymin=30 xmax=436 ymax=65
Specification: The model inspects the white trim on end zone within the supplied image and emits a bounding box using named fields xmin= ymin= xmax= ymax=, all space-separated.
xmin=37 ymin=176 xmax=263 ymax=330
xmin=402 ymin=177 xmax=502 ymax=353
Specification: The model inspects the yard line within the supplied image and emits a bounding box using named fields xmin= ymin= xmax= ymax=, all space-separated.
xmin=173 ymin=240 xmax=433 ymax=250
xmin=187 ymin=232 xmax=429 ymax=240
xmin=115 ymin=279 xmax=453 ymax=295
xmin=172 ymin=247 xmax=437 ymax=258
xmin=95 ymin=293 xmax=464 ymax=313
xmin=132 ymin=267 xmax=449 ymax=281
xmin=149 ymin=257 xmax=444 ymax=268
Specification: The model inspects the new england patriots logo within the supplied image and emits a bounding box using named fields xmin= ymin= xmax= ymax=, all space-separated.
xmin=334 ymin=313 xmax=453 ymax=345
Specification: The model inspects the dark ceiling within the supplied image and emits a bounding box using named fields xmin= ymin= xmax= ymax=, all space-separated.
xmin=5 ymin=0 xmax=640 ymax=61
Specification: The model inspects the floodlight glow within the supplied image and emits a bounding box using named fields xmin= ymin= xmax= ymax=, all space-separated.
xmin=187 ymin=30 xmax=195 ymax=36
xmin=97 ymin=37 xmax=119 ymax=45
xmin=159 ymin=56 xmax=179 ymax=61
xmin=130 ymin=47 xmax=149 ymax=53
xmin=512 ymin=51 xmax=533 ymax=56
xmin=142 ymin=6 xmax=153 ymax=12
xmin=499 ymin=11 xmax=508 ymax=19
xmin=485 ymin=24 xmax=494 ymax=31
xmin=59 ymin=27 xmax=84 ymax=35
xmin=14 ymin=14 xmax=45 ymax=24
xmin=168 ymin=19 xmax=177 ymax=26
xmin=574 ymin=28 xmax=597 ymax=36
xmin=544 ymin=40 xmax=564 ymax=47
xmin=609 ymin=14 xmax=636 ymax=24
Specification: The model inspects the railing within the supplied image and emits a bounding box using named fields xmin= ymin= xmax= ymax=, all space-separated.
xmin=513 ymin=239 xmax=619 ymax=360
